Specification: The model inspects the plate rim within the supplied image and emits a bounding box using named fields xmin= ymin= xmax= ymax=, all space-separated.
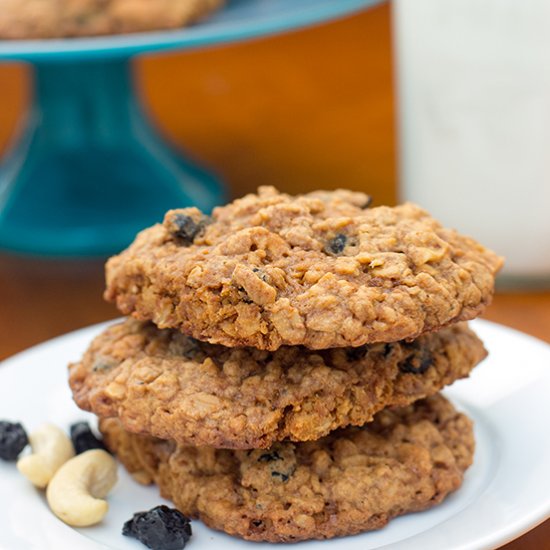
xmin=0 ymin=318 xmax=549 ymax=550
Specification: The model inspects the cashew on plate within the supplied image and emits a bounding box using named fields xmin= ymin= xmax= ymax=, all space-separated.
xmin=47 ymin=449 xmax=118 ymax=527
xmin=17 ymin=423 xmax=75 ymax=488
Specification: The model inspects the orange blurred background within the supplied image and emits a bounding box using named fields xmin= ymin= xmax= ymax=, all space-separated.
xmin=0 ymin=3 xmax=396 ymax=206
xmin=0 ymin=6 xmax=549 ymax=548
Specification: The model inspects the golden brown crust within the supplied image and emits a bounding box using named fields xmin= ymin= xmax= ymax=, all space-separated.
xmin=105 ymin=187 xmax=503 ymax=350
xmin=101 ymin=394 xmax=475 ymax=542
xmin=0 ymin=0 xmax=223 ymax=39
xmin=70 ymin=319 xmax=486 ymax=448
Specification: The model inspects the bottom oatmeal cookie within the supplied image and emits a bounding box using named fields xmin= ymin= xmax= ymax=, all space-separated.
xmin=100 ymin=394 xmax=474 ymax=542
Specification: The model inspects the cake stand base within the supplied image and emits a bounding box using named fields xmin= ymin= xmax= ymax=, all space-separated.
xmin=0 ymin=58 xmax=225 ymax=256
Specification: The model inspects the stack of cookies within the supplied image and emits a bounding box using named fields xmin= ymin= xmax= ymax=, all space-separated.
xmin=69 ymin=187 xmax=503 ymax=542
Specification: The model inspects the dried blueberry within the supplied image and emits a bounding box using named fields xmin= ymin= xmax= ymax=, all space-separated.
xmin=251 ymin=519 xmax=264 ymax=528
xmin=271 ymin=471 xmax=289 ymax=482
xmin=0 ymin=421 xmax=28 ymax=461
xmin=234 ymin=284 xmax=253 ymax=304
xmin=325 ymin=234 xmax=348 ymax=255
xmin=399 ymin=352 xmax=434 ymax=375
xmin=252 ymin=268 xmax=269 ymax=282
xmin=123 ymin=505 xmax=192 ymax=550
xmin=92 ymin=361 xmax=113 ymax=373
xmin=179 ymin=337 xmax=201 ymax=360
xmin=70 ymin=422 xmax=108 ymax=455
xmin=171 ymin=214 xmax=210 ymax=245
xmin=258 ymin=451 xmax=282 ymax=463
xmin=346 ymin=345 xmax=368 ymax=361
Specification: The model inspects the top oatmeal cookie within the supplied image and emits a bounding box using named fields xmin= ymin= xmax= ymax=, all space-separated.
xmin=0 ymin=0 xmax=223 ymax=39
xmin=105 ymin=187 xmax=503 ymax=350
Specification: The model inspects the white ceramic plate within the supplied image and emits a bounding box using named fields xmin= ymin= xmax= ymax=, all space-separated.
xmin=0 ymin=319 xmax=549 ymax=550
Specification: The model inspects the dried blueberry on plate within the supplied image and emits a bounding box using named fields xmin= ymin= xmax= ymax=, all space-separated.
xmin=70 ymin=421 xmax=108 ymax=455
xmin=0 ymin=421 xmax=28 ymax=461
xmin=123 ymin=505 xmax=192 ymax=550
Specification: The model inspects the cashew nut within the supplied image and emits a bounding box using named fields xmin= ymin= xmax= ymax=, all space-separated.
xmin=46 ymin=449 xmax=118 ymax=527
xmin=17 ymin=423 xmax=75 ymax=488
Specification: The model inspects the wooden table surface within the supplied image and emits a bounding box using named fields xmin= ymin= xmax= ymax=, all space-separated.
xmin=0 ymin=3 xmax=549 ymax=548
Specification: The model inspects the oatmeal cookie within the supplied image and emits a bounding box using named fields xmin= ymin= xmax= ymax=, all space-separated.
xmin=70 ymin=319 xmax=486 ymax=448
xmin=101 ymin=394 xmax=474 ymax=542
xmin=105 ymin=187 xmax=503 ymax=350
xmin=0 ymin=0 xmax=223 ymax=39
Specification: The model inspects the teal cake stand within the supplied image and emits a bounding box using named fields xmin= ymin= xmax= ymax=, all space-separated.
xmin=0 ymin=0 xmax=380 ymax=256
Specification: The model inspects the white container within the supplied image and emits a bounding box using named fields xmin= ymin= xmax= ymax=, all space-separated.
xmin=393 ymin=0 xmax=550 ymax=280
